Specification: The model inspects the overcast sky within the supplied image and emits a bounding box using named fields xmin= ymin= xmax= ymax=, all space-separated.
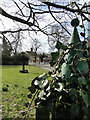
xmin=0 ymin=0 xmax=89 ymax=53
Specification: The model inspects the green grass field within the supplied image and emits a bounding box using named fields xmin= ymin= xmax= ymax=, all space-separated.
xmin=2 ymin=65 xmax=48 ymax=119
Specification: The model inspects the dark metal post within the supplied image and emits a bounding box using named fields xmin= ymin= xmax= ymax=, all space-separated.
xmin=22 ymin=52 xmax=25 ymax=70
xmin=19 ymin=52 xmax=28 ymax=73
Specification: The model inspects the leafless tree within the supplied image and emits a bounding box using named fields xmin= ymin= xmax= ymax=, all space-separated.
xmin=48 ymin=23 xmax=70 ymax=50
xmin=0 ymin=0 xmax=89 ymax=51
xmin=9 ymin=31 xmax=24 ymax=54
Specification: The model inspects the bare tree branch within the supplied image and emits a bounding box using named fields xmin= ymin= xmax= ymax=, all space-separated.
xmin=0 ymin=7 xmax=33 ymax=26
xmin=0 ymin=28 xmax=30 ymax=34
xmin=41 ymin=1 xmax=90 ymax=22
xmin=48 ymin=6 xmax=71 ymax=36
xmin=13 ymin=0 xmax=25 ymax=17
xmin=0 ymin=0 xmax=89 ymax=38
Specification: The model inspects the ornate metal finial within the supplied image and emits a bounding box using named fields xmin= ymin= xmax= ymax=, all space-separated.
xmin=60 ymin=18 xmax=89 ymax=79
xmin=71 ymin=18 xmax=79 ymax=27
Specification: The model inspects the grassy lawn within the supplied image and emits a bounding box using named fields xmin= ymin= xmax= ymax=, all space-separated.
xmin=2 ymin=65 xmax=48 ymax=119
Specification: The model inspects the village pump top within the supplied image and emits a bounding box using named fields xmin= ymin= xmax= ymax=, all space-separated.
xmin=60 ymin=18 xmax=89 ymax=79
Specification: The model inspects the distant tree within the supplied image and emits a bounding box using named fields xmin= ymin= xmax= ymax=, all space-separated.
xmin=2 ymin=35 xmax=13 ymax=64
xmin=39 ymin=53 xmax=45 ymax=62
xmin=2 ymin=35 xmax=12 ymax=56
xmin=9 ymin=31 xmax=24 ymax=55
xmin=48 ymin=24 xmax=70 ymax=50
xmin=8 ymin=52 xmax=29 ymax=65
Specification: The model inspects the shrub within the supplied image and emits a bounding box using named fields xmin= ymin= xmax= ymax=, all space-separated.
xmin=27 ymin=40 xmax=89 ymax=120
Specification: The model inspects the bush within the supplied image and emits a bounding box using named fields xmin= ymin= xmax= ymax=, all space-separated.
xmin=2 ymin=55 xmax=11 ymax=65
xmin=27 ymin=40 xmax=89 ymax=120
xmin=2 ymin=52 xmax=29 ymax=65
xmin=11 ymin=53 xmax=29 ymax=65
